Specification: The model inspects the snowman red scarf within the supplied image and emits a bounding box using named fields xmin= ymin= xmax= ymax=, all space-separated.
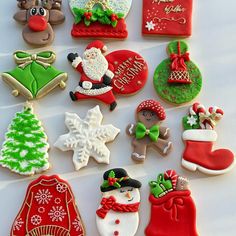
xmin=96 ymin=196 xmax=140 ymax=219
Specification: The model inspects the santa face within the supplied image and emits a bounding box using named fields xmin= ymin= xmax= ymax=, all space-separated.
xmin=82 ymin=47 xmax=108 ymax=81
xmin=137 ymin=110 xmax=160 ymax=127
xmin=102 ymin=187 xmax=140 ymax=204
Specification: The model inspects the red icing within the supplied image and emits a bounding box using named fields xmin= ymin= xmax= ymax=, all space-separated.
xmin=114 ymin=231 xmax=119 ymax=235
xmin=28 ymin=16 xmax=48 ymax=32
xmin=142 ymin=0 xmax=193 ymax=36
xmin=11 ymin=175 xmax=85 ymax=236
xmin=145 ymin=191 xmax=198 ymax=236
xmin=183 ymin=140 xmax=235 ymax=171
xmin=71 ymin=19 xmax=128 ymax=38
xmin=164 ymin=170 xmax=178 ymax=189
xmin=106 ymin=51 xmax=148 ymax=95
xmin=115 ymin=219 xmax=120 ymax=224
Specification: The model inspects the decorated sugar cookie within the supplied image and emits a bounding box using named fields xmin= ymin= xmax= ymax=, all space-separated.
xmin=14 ymin=0 xmax=65 ymax=46
xmin=153 ymin=40 xmax=202 ymax=105
xmin=126 ymin=100 xmax=172 ymax=162
xmin=69 ymin=0 xmax=132 ymax=38
xmin=0 ymin=103 xmax=50 ymax=176
xmin=145 ymin=170 xmax=198 ymax=236
xmin=68 ymin=40 xmax=148 ymax=111
xmin=11 ymin=175 xmax=85 ymax=235
xmin=182 ymin=103 xmax=235 ymax=175
xmin=96 ymin=168 xmax=142 ymax=236
xmin=54 ymin=106 xmax=120 ymax=170
xmin=142 ymin=0 xmax=193 ymax=36
xmin=2 ymin=51 xmax=68 ymax=100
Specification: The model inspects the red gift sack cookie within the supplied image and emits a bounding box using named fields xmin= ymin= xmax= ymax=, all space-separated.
xmin=11 ymin=175 xmax=85 ymax=236
xmin=69 ymin=0 xmax=132 ymax=39
xmin=142 ymin=0 xmax=193 ymax=37
xmin=145 ymin=170 xmax=198 ymax=236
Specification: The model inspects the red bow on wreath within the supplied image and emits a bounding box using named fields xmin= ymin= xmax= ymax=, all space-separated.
xmin=170 ymin=52 xmax=190 ymax=71
xmin=164 ymin=197 xmax=184 ymax=221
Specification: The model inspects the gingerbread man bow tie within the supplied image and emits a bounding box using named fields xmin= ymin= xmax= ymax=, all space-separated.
xmin=135 ymin=122 xmax=159 ymax=142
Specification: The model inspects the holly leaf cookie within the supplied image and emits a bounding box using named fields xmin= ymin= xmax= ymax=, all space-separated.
xmin=0 ymin=103 xmax=50 ymax=176
xmin=11 ymin=175 xmax=85 ymax=235
xmin=2 ymin=51 xmax=68 ymax=100
xmin=153 ymin=40 xmax=202 ymax=105
xmin=54 ymin=106 xmax=120 ymax=170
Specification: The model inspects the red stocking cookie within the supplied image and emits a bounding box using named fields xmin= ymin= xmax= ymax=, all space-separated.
xmin=11 ymin=175 xmax=85 ymax=235
xmin=126 ymin=100 xmax=172 ymax=162
xmin=68 ymin=40 xmax=148 ymax=111
xmin=145 ymin=170 xmax=198 ymax=236
xmin=142 ymin=0 xmax=193 ymax=36
xmin=182 ymin=103 xmax=235 ymax=175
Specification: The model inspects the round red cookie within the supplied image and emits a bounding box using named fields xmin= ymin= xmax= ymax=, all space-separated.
xmin=106 ymin=50 xmax=148 ymax=95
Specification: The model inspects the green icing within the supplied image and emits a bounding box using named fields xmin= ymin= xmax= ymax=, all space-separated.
xmin=0 ymin=105 xmax=50 ymax=175
xmin=183 ymin=115 xmax=200 ymax=130
xmin=167 ymin=40 xmax=188 ymax=55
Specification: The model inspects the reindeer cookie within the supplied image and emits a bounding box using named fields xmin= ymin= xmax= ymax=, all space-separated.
xmin=126 ymin=100 xmax=172 ymax=162
xmin=14 ymin=0 xmax=65 ymax=46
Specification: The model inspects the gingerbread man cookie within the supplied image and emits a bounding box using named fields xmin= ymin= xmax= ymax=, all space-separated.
xmin=126 ymin=100 xmax=172 ymax=162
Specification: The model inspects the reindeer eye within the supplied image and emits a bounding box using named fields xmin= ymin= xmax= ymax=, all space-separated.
xmin=30 ymin=8 xmax=37 ymax=16
xmin=38 ymin=7 xmax=46 ymax=16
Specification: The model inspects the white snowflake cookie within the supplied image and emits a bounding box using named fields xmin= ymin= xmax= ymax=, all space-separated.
xmin=54 ymin=106 xmax=120 ymax=170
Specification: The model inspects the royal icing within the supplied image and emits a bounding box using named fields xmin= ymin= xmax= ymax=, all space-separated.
xmin=126 ymin=100 xmax=172 ymax=162
xmin=182 ymin=103 xmax=235 ymax=175
xmin=145 ymin=170 xmax=198 ymax=236
xmin=54 ymin=106 xmax=120 ymax=171
xmin=153 ymin=40 xmax=202 ymax=105
xmin=142 ymin=0 xmax=193 ymax=36
xmin=2 ymin=51 xmax=68 ymax=100
xmin=10 ymin=175 xmax=85 ymax=235
xmin=14 ymin=0 xmax=65 ymax=46
xmin=0 ymin=103 xmax=50 ymax=176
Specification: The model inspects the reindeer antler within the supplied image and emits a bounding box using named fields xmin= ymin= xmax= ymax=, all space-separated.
xmin=41 ymin=0 xmax=62 ymax=10
xmin=17 ymin=0 xmax=37 ymax=9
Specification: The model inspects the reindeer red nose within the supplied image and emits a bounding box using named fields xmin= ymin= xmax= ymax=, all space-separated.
xmin=28 ymin=15 xmax=47 ymax=32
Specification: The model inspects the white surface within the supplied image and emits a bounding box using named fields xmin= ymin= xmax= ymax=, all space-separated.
xmin=0 ymin=0 xmax=236 ymax=235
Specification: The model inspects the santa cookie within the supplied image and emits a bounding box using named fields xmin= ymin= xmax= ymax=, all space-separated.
xmin=2 ymin=51 xmax=68 ymax=100
xmin=142 ymin=0 xmax=193 ymax=36
xmin=153 ymin=40 xmax=202 ymax=105
xmin=182 ymin=103 xmax=235 ymax=175
xmin=14 ymin=0 xmax=65 ymax=46
xmin=54 ymin=106 xmax=120 ymax=170
xmin=69 ymin=0 xmax=132 ymax=38
xmin=126 ymin=100 xmax=172 ymax=162
xmin=96 ymin=168 xmax=142 ymax=236
xmin=145 ymin=170 xmax=198 ymax=236
xmin=11 ymin=175 xmax=85 ymax=235
xmin=0 ymin=103 xmax=50 ymax=176
xmin=68 ymin=40 xmax=148 ymax=111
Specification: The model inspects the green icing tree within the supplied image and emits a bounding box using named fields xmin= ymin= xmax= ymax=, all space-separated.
xmin=0 ymin=103 xmax=50 ymax=175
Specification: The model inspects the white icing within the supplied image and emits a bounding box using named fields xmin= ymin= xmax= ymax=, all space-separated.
xmin=129 ymin=124 xmax=134 ymax=135
xmin=75 ymin=85 xmax=113 ymax=96
xmin=182 ymin=130 xmax=217 ymax=142
xmin=163 ymin=142 xmax=172 ymax=154
xmin=105 ymin=69 xmax=114 ymax=79
xmin=35 ymin=189 xmax=52 ymax=204
xmin=72 ymin=56 xmax=82 ymax=68
xmin=72 ymin=218 xmax=84 ymax=232
xmin=82 ymin=81 xmax=93 ymax=90
xmin=13 ymin=218 xmax=24 ymax=231
xmin=132 ymin=152 xmax=145 ymax=160
xmin=54 ymin=106 xmax=120 ymax=170
xmin=30 ymin=215 xmax=42 ymax=226
xmin=145 ymin=21 xmax=156 ymax=31
xmin=48 ymin=206 xmax=67 ymax=222
xmin=186 ymin=115 xmax=197 ymax=126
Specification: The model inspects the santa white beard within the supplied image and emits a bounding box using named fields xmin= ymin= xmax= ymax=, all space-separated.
xmin=82 ymin=51 xmax=109 ymax=81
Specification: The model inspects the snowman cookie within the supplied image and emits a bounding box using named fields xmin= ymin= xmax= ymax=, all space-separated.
xmin=96 ymin=168 xmax=142 ymax=236
xmin=126 ymin=100 xmax=172 ymax=162
xmin=153 ymin=40 xmax=202 ymax=105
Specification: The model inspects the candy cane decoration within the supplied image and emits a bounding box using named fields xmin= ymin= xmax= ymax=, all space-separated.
xmin=164 ymin=170 xmax=178 ymax=189
xmin=208 ymin=106 xmax=224 ymax=121
xmin=189 ymin=103 xmax=206 ymax=116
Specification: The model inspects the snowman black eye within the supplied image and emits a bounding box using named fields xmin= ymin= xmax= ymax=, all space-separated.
xmin=128 ymin=188 xmax=133 ymax=192
xmin=38 ymin=7 xmax=46 ymax=16
xmin=30 ymin=8 xmax=37 ymax=16
xmin=120 ymin=189 xmax=125 ymax=193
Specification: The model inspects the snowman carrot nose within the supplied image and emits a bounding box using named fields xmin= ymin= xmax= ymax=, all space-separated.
xmin=125 ymin=192 xmax=131 ymax=198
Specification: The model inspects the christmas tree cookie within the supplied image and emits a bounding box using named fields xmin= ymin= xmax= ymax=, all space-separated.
xmin=2 ymin=51 xmax=68 ymax=100
xmin=153 ymin=40 xmax=202 ymax=105
xmin=69 ymin=0 xmax=132 ymax=38
xmin=0 ymin=103 xmax=50 ymax=176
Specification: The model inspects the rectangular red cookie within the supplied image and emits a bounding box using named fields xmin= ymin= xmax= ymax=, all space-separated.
xmin=142 ymin=0 xmax=193 ymax=37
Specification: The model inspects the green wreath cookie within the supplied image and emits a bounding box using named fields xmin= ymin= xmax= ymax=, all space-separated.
xmin=153 ymin=40 xmax=202 ymax=105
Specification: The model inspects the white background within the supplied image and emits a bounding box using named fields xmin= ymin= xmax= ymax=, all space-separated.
xmin=0 ymin=0 xmax=236 ymax=235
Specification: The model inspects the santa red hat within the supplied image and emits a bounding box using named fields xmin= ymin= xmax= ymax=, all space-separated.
xmin=86 ymin=40 xmax=108 ymax=53
xmin=137 ymin=100 xmax=166 ymax=120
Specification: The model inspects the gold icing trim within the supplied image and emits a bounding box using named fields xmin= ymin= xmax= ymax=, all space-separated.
xmin=153 ymin=17 xmax=186 ymax=24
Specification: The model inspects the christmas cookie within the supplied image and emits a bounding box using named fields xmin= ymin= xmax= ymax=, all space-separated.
xmin=11 ymin=175 xmax=85 ymax=235
xmin=68 ymin=40 xmax=148 ymax=111
xmin=2 ymin=51 xmax=68 ymax=100
xmin=14 ymin=0 xmax=65 ymax=46
xmin=126 ymin=100 xmax=172 ymax=162
xmin=0 ymin=103 xmax=50 ymax=176
xmin=96 ymin=168 xmax=142 ymax=236
xmin=153 ymin=40 xmax=202 ymax=105
xmin=69 ymin=0 xmax=132 ymax=38
xmin=54 ymin=106 xmax=120 ymax=170
xmin=142 ymin=0 xmax=193 ymax=36
xmin=182 ymin=103 xmax=235 ymax=175
xmin=145 ymin=170 xmax=198 ymax=236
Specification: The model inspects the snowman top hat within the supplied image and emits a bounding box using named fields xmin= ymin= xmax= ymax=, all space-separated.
xmin=101 ymin=168 xmax=142 ymax=192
